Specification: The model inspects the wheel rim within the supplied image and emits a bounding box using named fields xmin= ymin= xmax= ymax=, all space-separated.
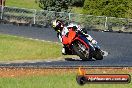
xmin=77 ymin=42 xmax=89 ymax=59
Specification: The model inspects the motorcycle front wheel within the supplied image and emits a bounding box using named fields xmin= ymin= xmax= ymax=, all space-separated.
xmin=93 ymin=49 xmax=103 ymax=60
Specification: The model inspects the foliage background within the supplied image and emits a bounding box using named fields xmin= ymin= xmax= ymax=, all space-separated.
xmin=83 ymin=0 xmax=132 ymax=18
xmin=38 ymin=0 xmax=132 ymax=18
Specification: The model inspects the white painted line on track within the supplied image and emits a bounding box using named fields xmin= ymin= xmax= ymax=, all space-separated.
xmin=45 ymin=61 xmax=52 ymax=62
xmin=6 ymin=34 xmax=61 ymax=45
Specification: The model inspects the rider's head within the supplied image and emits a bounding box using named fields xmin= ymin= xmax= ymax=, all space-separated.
xmin=52 ymin=19 xmax=64 ymax=32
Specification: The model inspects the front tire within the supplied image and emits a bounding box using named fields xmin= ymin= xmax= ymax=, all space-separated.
xmin=94 ymin=49 xmax=103 ymax=60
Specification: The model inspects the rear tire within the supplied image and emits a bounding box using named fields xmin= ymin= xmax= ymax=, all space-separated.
xmin=72 ymin=42 xmax=91 ymax=61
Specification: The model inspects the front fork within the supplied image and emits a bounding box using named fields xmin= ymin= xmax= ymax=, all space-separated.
xmin=88 ymin=42 xmax=102 ymax=57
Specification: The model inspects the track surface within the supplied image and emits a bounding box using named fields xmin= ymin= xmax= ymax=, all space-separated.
xmin=0 ymin=24 xmax=132 ymax=67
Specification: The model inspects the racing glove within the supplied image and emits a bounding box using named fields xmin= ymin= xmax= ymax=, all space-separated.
xmin=86 ymin=34 xmax=97 ymax=44
xmin=91 ymin=39 xmax=97 ymax=45
xmin=76 ymin=29 xmax=97 ymax=45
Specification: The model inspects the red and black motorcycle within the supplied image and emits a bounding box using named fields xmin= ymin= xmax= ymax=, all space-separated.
xmin=62 ymin=27 xmax=103 ymax=61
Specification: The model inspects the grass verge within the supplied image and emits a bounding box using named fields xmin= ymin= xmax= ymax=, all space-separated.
xmin=0 ymin=68 xmax=131 ymax=88
xmin=0 ymin=34 xmax=63 ymax=61
xmin=6 ymin=0 xmax=41 ymax=10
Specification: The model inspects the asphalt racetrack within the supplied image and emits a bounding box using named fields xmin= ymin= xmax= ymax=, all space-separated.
xmin=0 ymin=24 xmax=132 ymax=67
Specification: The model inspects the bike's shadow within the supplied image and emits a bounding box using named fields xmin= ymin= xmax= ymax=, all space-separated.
xmin=64 ymin=58 xmax=96 ymax=61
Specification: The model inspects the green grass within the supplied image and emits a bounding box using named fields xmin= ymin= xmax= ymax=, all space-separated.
xmin=0 ymin=34 xmax=63 ymax=61
xmin=0 ymin=73 xmax=131 ymax=88
xmin=6 ymin=0 xmax=41 ymax=10
xmin=6 ymin=0 xmax=84 ymax=13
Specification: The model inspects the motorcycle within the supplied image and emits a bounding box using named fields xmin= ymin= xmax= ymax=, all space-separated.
xmin=62 ymin=27 xmax=103 ymax=61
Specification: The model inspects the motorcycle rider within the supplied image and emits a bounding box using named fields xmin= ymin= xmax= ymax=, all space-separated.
xmin=52 ymin=19 xmax=97 ymax=55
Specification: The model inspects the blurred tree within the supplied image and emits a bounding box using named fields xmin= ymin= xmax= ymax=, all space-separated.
xmin=38 ymin=0 xmax=85 ymax=12
xmin=71 ymin=0 xmax=85 ymax=7
xmin=0 ymin=0 xmax=6 ymax=6
xmin=83 ymin=0 xmax=132 ymax=18
xmin=39 ymin=0 xmax=70 ymax=12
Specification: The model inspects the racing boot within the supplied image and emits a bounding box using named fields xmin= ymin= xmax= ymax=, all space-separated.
xmin=62 ymin=47 xmax=66 ymax=55
xmin=62 ymin=46 xmax=73 ymax=55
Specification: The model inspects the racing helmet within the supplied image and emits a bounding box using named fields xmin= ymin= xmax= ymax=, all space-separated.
xmin=52 ymin=19 xmax=64 ymax=32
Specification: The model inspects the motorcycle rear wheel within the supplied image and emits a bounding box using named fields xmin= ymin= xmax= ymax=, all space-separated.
xmin=72 ymin=42 xmax=91 ymax=61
